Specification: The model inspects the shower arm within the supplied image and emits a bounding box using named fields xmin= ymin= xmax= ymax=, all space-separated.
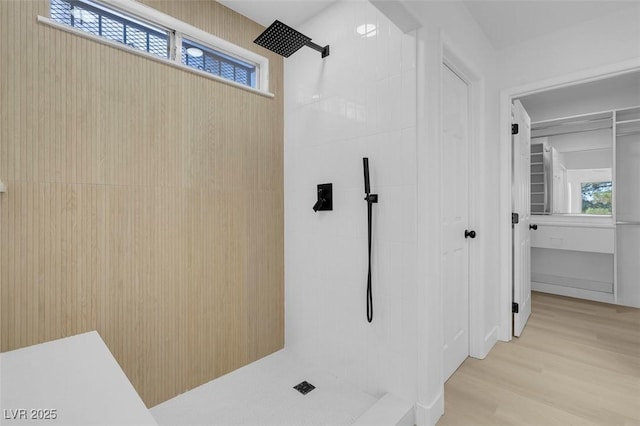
xmin=305 ymin=41 xmax=330 ymax=58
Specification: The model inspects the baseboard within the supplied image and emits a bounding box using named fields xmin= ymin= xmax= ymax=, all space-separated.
xmin=477 ymin=325 xmax=498 ymax=359
xmin=415 ymin=392 xmax=443 ymax=426
xmin=532 ymin=282 xmax=614 ymax=304
xmin=532 ymin=272 xmax=612 ymax=293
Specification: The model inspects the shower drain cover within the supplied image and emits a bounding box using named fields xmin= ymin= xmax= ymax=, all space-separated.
xmin=293 ymin=381 xmax=315 ymax=395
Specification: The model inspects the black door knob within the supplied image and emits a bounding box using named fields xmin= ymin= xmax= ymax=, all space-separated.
xmin=465 ymin=229 xmax=476 ymax=239
xmin=529 ymin=224 xmax=538 ymax=230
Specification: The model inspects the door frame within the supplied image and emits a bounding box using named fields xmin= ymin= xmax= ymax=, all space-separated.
xmin=442 ymin=38 xmax=485 ymax=360
xmin=414 ymin=28 xmax=487 ymax=423
xmin=497 ymin=58 xmax=640 ymax=341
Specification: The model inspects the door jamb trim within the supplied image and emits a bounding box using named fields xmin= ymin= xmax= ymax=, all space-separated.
xmin=442 ymin=38 xmax=486 ymax=360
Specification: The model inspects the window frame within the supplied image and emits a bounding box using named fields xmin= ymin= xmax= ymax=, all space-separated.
xmin=39 ymin=0 xmax=272 ymax=97
xmin=51 ymin=0 xmax=171 ymax=58
xmin=180 ymin=36 xmax=257 ymax=88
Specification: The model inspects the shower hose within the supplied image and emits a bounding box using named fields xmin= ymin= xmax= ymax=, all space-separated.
xmin=367 ymin=196 xmax=373 ymax=323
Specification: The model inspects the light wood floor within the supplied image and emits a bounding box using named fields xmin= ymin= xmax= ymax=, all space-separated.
xmin=438 ymin=292 xmax=640 ymax=426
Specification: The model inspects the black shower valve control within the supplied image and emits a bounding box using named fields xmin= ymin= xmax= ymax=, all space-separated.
xmin=313 ymin=183 xmax=333 ymax=212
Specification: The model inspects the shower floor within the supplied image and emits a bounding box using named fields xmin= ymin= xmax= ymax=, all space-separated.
xmin=150 ymin=350 xmax=378 ymax=426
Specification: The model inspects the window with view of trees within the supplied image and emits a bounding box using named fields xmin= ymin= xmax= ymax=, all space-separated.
xmin=581 ymin=181 xmax=612 ymax=215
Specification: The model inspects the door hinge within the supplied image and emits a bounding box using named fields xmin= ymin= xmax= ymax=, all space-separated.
xmin=512 ymin=123 xmax=519 ymax=135
xmin=512 ymin=302 xmax=519 ymax=313
xmin=512 ymin=212 xmax=519 ymax=224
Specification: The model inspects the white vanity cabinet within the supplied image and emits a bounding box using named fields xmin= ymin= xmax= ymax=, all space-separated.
xmin=531 ymin=219 xmax=615 ymax=303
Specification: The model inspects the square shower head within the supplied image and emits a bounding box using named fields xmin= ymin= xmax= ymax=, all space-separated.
xmin=254 ymin=20 xmax=311 ymax=58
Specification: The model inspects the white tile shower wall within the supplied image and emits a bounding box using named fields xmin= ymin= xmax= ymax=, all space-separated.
xmin=284 ymin=0 xmax=418 ymax=403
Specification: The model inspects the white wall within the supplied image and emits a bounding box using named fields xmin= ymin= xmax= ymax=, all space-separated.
xmin=284 ymin=0 xmax=419 ymax=406
xmin=499 ymin=4 xmax=640 ymax=89
xmin=562 ymin=150 xmax=612 ymax=170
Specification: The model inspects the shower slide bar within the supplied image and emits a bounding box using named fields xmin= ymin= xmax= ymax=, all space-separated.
xmin=363 ymin=158 xmax=378 ymax=323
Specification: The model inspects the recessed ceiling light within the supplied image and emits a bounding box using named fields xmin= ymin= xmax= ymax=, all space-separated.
xmin=186 ymin=47 xmax=203 ymax=57
xmin=356 ymin=24 xmax=377 ymax=38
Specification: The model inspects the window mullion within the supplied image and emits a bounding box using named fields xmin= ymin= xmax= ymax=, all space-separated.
xmin=172 ymin=31 xmax=183 ymax=64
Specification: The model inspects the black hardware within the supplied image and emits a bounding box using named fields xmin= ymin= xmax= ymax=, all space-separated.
xmin=312 ymin=198 xmax=324 ymax=212
xmin=512 ymin=123 xmax=519 ymax=135
xmin=312 ymin=183 xmax=332 ymax=212
xmin=512 ymin=213 xmax=519 ymax=225
xmin=363 ymin=157 xmax=370 ymax=194
xmin=293 ymin=381 xmax=315 ymax=395
xmin=512 ymin=302 xmax=519 ymax=313
xmin=307 ymin=41 xmax=330 ymax=58
xmin=365 ymin=194 xmax=378 ymax=203
xmin=529 ymin=224 xmax=538 ymax=230
xmin=363 ymin=158 xmax=378 ymax=323
xmin=254 ymin=20 xmax=330 ymax=58
xmin=464 ymin=229 xmax=476 ymax=239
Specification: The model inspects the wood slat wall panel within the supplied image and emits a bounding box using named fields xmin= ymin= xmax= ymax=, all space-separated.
xmin=0 ymin=0 xmax=284 ymax=407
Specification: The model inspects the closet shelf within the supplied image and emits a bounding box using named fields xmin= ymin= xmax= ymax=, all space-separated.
xmin=616 ymin=118 xmax=640 ymax=125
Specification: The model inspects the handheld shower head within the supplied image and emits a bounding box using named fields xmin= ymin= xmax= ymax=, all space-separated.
xmin=363 ymin=157 xmax=370 ymax=194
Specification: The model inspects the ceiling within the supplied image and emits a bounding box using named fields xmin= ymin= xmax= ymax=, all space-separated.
xmin=219 ymin=1 xmax=636 ymax=50
xmin=463 ymin=1 xmax=637 ymax=50
xmin=217 ymin=0 xmax=336 ymax=28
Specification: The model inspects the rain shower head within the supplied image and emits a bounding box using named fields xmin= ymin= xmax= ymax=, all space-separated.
xmin=254 ymin=20 xmax=330 ymax=58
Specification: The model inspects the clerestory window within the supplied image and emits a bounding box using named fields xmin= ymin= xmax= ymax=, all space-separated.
xmin=47 ymin=0 xmax=264 ymax=91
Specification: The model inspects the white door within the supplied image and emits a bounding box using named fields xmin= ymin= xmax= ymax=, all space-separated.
xmin=512 ymin=100 xmax=532 ymax=337
xmin=442 ymin=63 xmax=471 ymax=381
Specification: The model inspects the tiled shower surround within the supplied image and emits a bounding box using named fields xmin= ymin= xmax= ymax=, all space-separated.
xmin=284 ymin=0 xmax=419 ymax=404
